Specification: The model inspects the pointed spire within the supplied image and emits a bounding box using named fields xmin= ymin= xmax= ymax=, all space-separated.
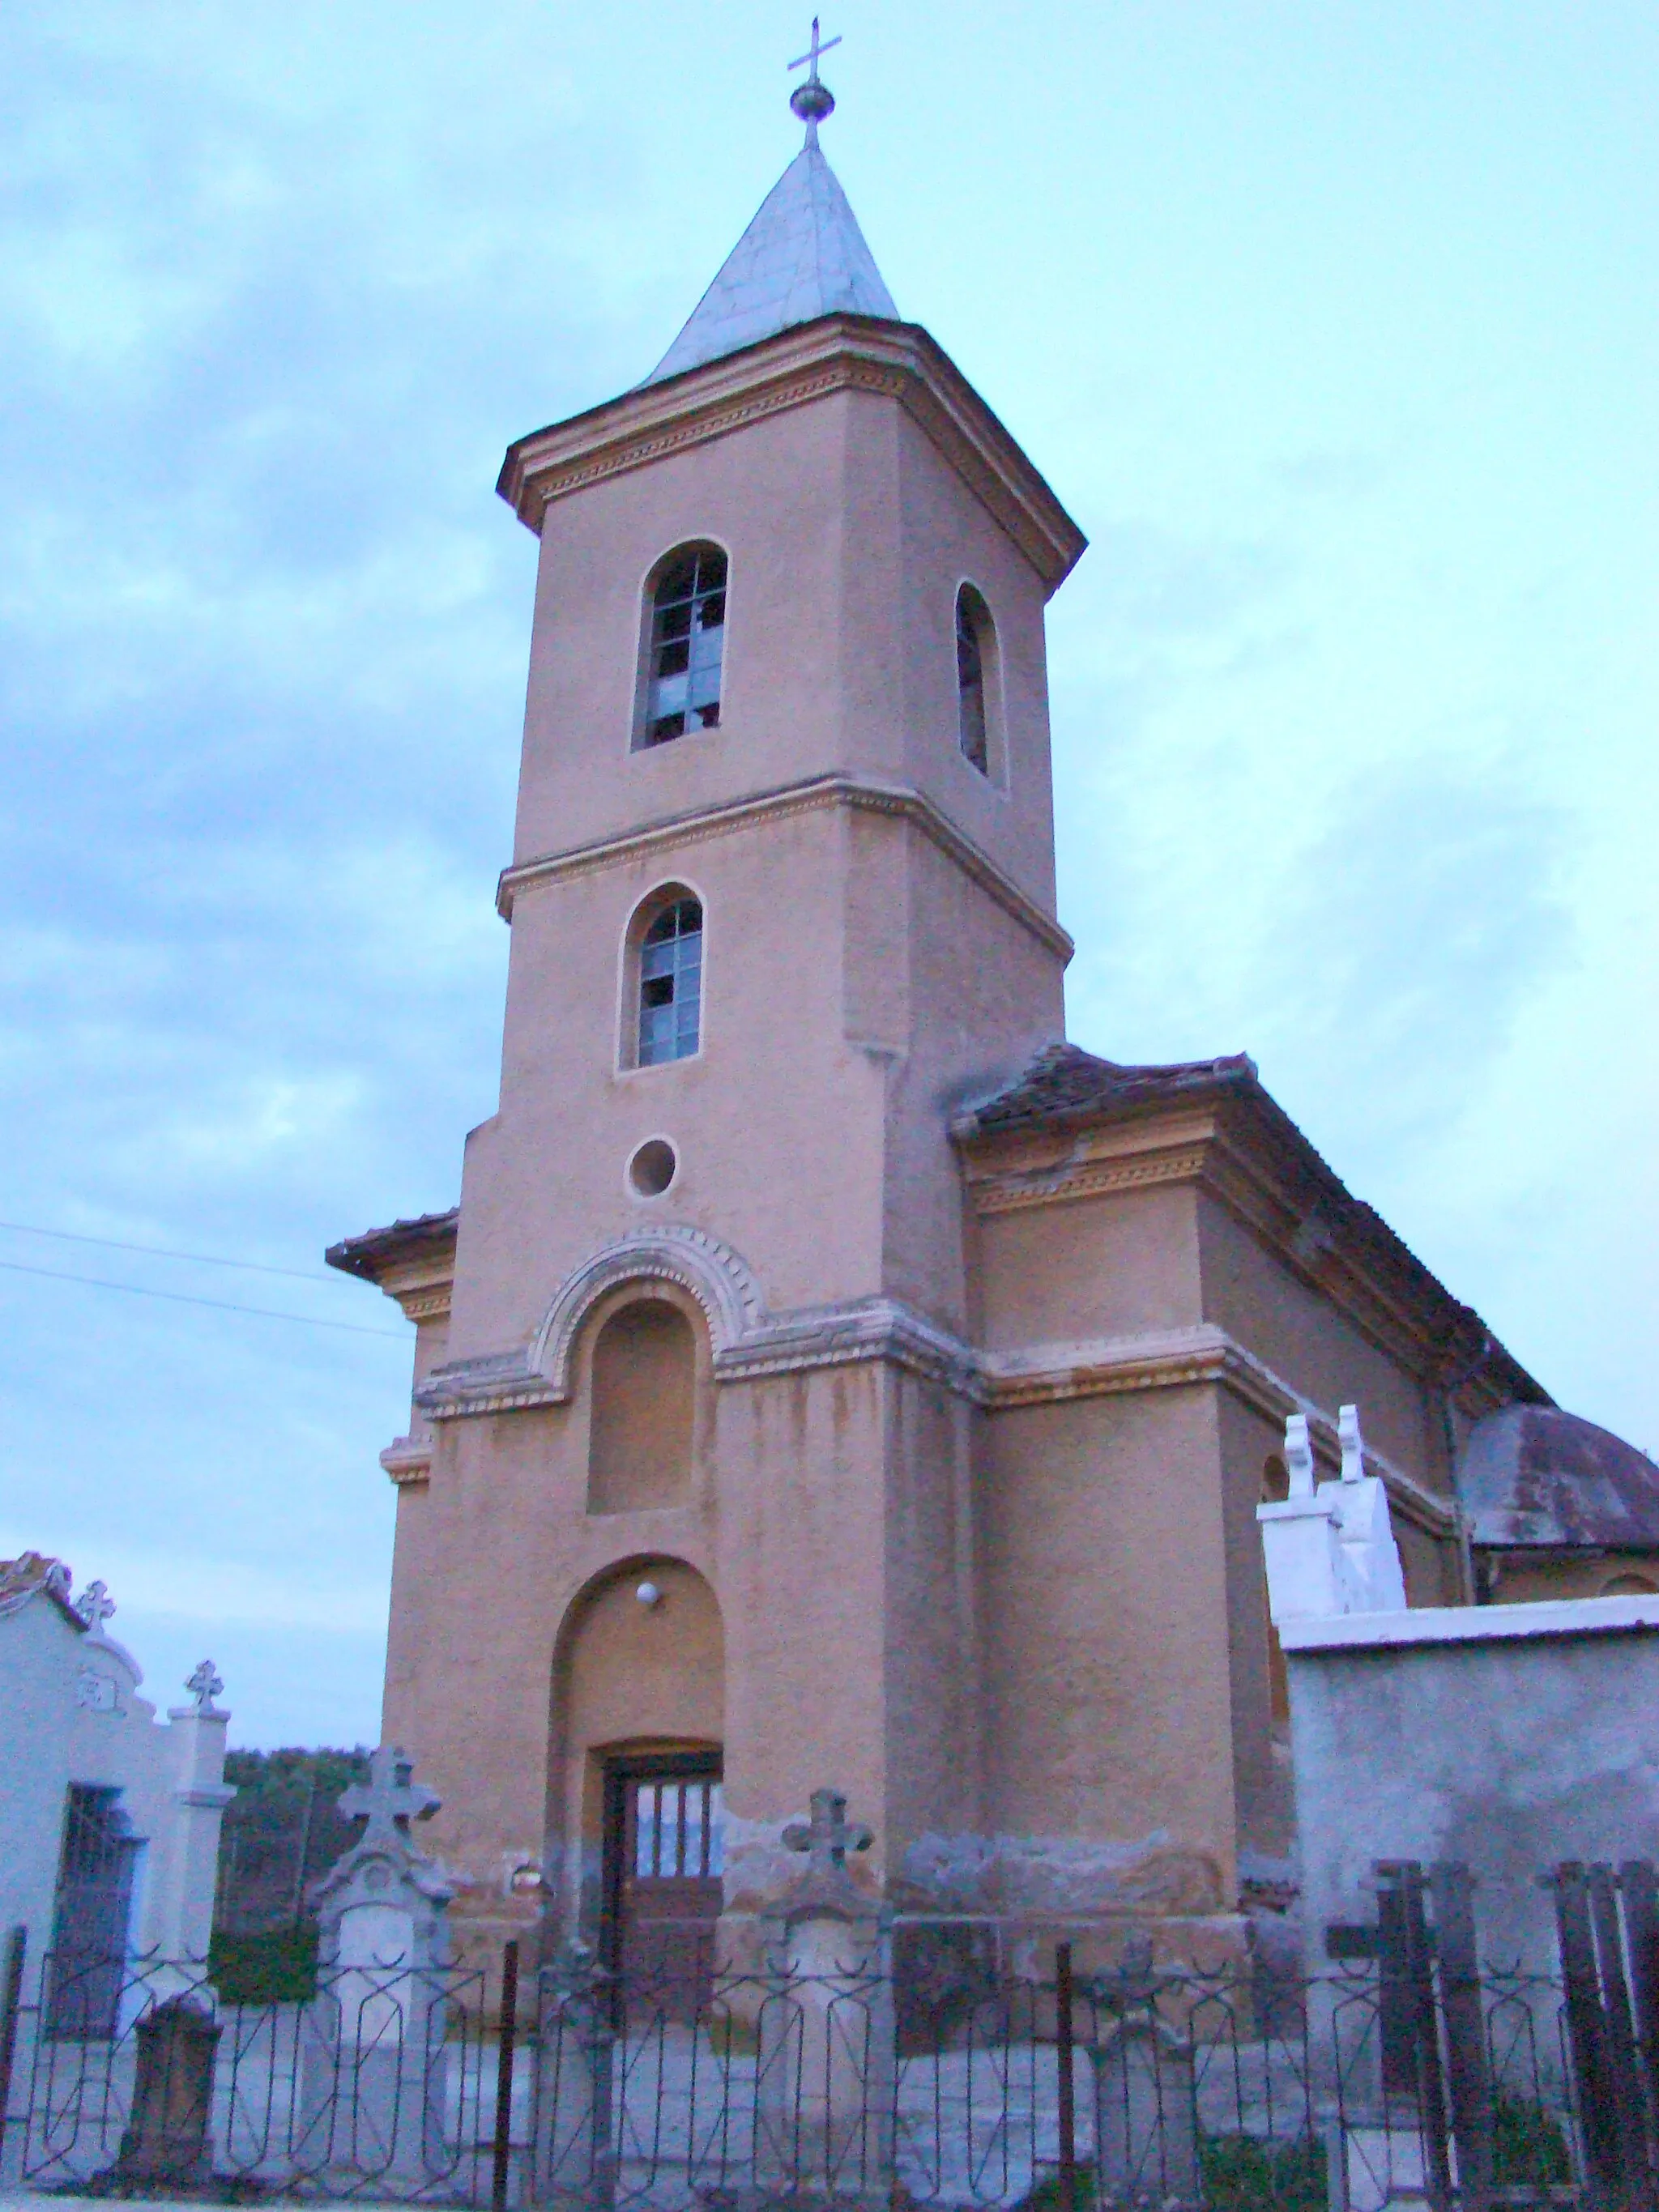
xmin=642 ymin=21 xmax=898 ymax=389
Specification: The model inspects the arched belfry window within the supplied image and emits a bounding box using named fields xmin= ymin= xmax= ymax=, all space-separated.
xmin=633 ymin=893 xmax=703 ymax=1067
xmin=954 ymin=584 xmax=998 ymax=778
xmin=639 ymin=544 xmax=727 ymax=748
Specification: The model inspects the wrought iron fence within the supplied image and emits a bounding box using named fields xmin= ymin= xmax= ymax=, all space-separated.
xmin=528 ymin=1935 xmax=1583 ymax=2211
xmin=0 ymin=1932 xmax=1597 ymax=2209
xmin=0 ymin=1942 xmax=492 ymax=2201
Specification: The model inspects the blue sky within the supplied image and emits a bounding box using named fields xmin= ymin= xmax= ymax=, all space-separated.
xmin=2 ymin=2 xmax=1655 ymax=1746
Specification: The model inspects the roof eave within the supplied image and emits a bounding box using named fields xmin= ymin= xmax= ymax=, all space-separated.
xmin=326 ymin=1209 xmax=459 ymax=1287
xmin=497 ymin=314 xmax=1087 ymax=595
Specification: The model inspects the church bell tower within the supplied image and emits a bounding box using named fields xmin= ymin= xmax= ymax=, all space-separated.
xmin=336 ymin=45 xmax=1086 ymax=1969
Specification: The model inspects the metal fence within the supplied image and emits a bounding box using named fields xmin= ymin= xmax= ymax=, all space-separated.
xmin=0 ymin=1865 xmax=1653 ymax=2208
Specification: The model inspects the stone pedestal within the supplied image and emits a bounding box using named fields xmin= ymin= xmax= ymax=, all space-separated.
xmin=1089 ymin=1942 xmax=1201 ymax=2210
xmin=101 ymin=1994 xmax=221 ymax=2192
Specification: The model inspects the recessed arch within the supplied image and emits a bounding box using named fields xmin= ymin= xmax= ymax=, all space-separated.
xmin=531 ymin=1225 xmax=765 ymax=1400
xmin=587 ymin=1295 xmax=697 ymax=1514
xmin=547 ymin=1554 xmax=725 ymax=1948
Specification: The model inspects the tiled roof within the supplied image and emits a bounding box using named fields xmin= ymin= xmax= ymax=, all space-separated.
xmin=954 ymin=1042 xmax=1259 ymax=1136
xmin=643 ymin=141 xmax=898 ymax=388
xmin=1461 ymin=1406 xmax=1659 ymax=1550
xmin=0 ymin=1550 xmax=85 ymax=1627
xmin=325 ymin=1208 xmax=458 ymax=1283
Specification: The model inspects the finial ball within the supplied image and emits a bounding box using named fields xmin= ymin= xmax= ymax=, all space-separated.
xmin=790 ymin=79 xmax=835 ymax=126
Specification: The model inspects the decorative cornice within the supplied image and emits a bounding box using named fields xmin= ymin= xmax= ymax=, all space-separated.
xmin=414 ymin=1231 xmax=1456 ymax=1533
xmin=970 ymin=1141 xmax=1209 ymax=1217
xmin=397 ymin=1286 xmax=452 ymax=1324
xmin=962 ymin=1102 xmax=1493 ymax=1399
xmin=415 ymin=1349 xmax=564 ymax=1421
xmin=497 ymin=317 xmax=1086 ymax=595
xmin=714 ymin=1296 xmax=981 ymax=1398
xmin=380 ymin=1436 xmax=435 ymax=1485
xmin=496 ymin=770 xmax=1073 ymax=962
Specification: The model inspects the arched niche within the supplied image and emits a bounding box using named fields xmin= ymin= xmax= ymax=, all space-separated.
xmin=587 ymin=1294 xmax=697 ymax=1514
xmin=546 ymin=1556 xmax=725 ymax=1942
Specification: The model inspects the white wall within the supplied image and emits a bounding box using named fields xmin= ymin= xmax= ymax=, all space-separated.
xmin=0 ymin=1578 xmax=232 ymax=1974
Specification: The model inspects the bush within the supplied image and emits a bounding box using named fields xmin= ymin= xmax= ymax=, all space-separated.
xmin=1201 ymin=2132 xmax=1327 ymax=2212
xmin=1492 ymin=2095 xmax=1572 ymax=2189
xmin=208 ymin=1922 xmax=319 ymax=2005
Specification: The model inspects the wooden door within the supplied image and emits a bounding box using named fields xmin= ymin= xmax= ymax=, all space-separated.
xmin=603 ymin=1756 xmax=723 ymax=2022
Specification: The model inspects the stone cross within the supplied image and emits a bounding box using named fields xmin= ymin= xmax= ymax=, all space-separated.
xmin=185 ymin=1659 xmax=225 ymax=1715
xmin=338 ymin=1745 xmax=441 ymax=1848
xmin=783 ymin=1787 xmax=872 ymax=1879
xmin=77 ymin=1578 xmax=117 ymax=1630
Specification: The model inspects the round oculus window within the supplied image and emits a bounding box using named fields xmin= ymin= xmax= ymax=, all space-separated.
xmin=628 ymin=1138 xmax=677 ymax=1197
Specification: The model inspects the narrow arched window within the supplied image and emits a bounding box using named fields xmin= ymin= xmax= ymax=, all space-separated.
xmin=955 ymin=584 xmax=996 ymax=776
xmin=638 ymin=897 xmax=703 ymax=1065
xmin=640 ymin=544 xmax=727 ymax=748
xmin=587 ymin=1299 xmax=696 ymax=1513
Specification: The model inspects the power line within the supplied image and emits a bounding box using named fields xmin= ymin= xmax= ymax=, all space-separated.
xmin=0 ymin=1257 xmax=408 ymax=1339
xmin=0 ymin=1217 xmax=336 ymax=1284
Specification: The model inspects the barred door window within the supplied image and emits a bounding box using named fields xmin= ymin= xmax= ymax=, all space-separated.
xmin=642 ymin=546 xmax=727 ymax=747
xmin=630 ymin=1776 xmax=725 ymax=1881
xmin=45 ymin=1784 xmax=140 ymax=2039
xmin=638 ymin=898 xmax=703 ymax=1065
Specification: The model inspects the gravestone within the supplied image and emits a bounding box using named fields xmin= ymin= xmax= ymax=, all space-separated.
xmin=1089 ymin=1935 xmax=1200 ymax=2209
xmin=757 ymin=1788 xmax=894 ymax=2206
xmin=531 ymin=1938 xmax=615 ymax=2211
xmin=98 ymin=1994 xmax=222 ymax=2193
xmin=299 ymin=1746 xmax=456 ymax=2188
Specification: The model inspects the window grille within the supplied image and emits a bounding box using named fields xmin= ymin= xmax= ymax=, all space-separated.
xmin=956 ymin=585 xmax=991 ymax=774
xmin=45 ymin=1784 xmax=139 ymax=2039
xmin=629 ymin=1777 xmax=725 ymax=1881
xmin=643 ymin=547 xmax=727 ymax=746
xmin=638 ymin=898 xmax=703 ymax=1065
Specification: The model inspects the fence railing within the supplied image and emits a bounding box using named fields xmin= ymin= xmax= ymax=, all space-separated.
xmin=4 ymin=1858 xmax=1657 ymax=2209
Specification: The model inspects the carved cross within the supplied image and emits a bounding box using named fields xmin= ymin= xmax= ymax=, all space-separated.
xmin=787 ymin=17 xmax=842 ymax=83
xmin=1284 ymin=1413 xmax=1317 ymax=1498
xmin=77 ymin=1579 xmax=117 ymax=1630
xmin=339 ymin=1745 xmax=441 ymax=1846
xmin=185 ymin=1659 xmax=225 ymax=1713
xmin=1338 ymin=1402 xmax=1366 ymax=1484
xmin=783 ymin=1787 xmax=872 ymax=1879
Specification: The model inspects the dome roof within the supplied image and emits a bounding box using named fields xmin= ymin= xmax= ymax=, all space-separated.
xmin=1460 ymin=1404 xmax=1659 ymax=1550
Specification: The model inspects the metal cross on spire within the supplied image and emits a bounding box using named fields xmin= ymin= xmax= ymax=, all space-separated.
xmin=788 ymin=16 xmax=841 ymax=140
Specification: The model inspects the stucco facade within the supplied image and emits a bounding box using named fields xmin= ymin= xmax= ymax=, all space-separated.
xmin=0 ymin=1554 xmax=232 ymax=1975
xmin=326 ymin=126 xmax=1610 ymax=1979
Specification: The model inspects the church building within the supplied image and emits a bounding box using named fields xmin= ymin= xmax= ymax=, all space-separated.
xmin=327 ymin=53 xmax=1659 ymax=1981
